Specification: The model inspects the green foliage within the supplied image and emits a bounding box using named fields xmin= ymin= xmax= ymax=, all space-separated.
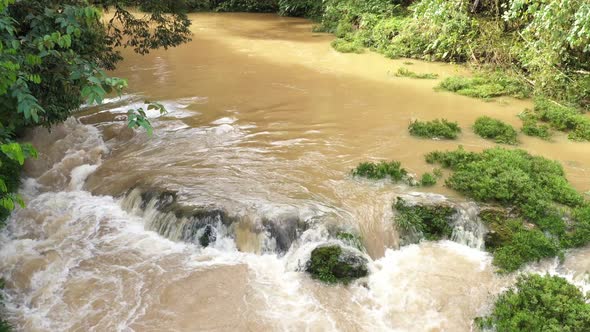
xmin=394 ymin=197 xmax=455 ymax=242
xmin=420 ymin=172 xmax=437 ymax=186
xmin=520 ymin=111 xmax=552 ymax=140
xmin=428 ymin=147 xmax=589 ymax=270
xmin=473 ymin=116 xmax=519 ymax=145
xmin=531 ymin=98 xmax=590 ymax=142
xmin=493 ymin=227 xmax=560 ymax=273
xmin=278 ymin=0 xmax=324 ymax=18
xmin=427 ymin=147 xmax=584 ymax=220
xmin=351 ymin=161 xmax=407 ymax=182
xmin=394 ymin=67 xmax=438 ymax=79
xmin=331 ymin=38 xmax=364 ymax=54
xmin=336 ymin=231 xmax=364 ymax=251
xmin=438 ymin=73 xmax=530 ymax=100
xmin=305 ymin=245 xmax=368 ymax=284
xmin=478 ymin=274 xmax=590 ymax=331
xmin=408 ymin=119 xmax=461 ymax=139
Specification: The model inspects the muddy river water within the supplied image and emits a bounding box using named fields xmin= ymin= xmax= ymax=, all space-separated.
xmin=1 ymin=13 xmax=589 ymax=332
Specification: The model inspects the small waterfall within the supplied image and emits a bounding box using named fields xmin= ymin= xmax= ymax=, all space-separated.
xmin=120 ymin=187 xmax=312 ymax=253
xmin=394 ymin=192 xmax=487 ymax=249
xmin=451 ymin=202 xmax=486 ymax=250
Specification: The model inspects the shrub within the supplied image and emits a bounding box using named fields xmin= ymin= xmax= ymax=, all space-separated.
xmin=427 ymin=147 xmax=588 ymax=270
xmin=437 ymin=73 xmax=530 ymax=100
xmin=408 ymin=119 xmax=461 ymax=139
xmin=352 ymin=161 xmax=407 ymax=181
xmin=278 ymin=0 xmax=324 ymax=18
xmin=394 ymin=67 xmax=438 ymax=79
xmin=331 ymin=38 xmax=364 ymax=53
xmin=394 ymin=197 xmax=455 ymax=242
xmin=520 ymin=112 xmax=552 ymax=140
xmin=426 ymin=147 xmax=584 ymax=221
xmin=533 ymin=99 xmax=590 ymax=142
xmin=473 ymin=116 xmax=518 ymax=145
xmin=478 ymin=274 xmax=590 ymax=331
xmin=420 ymin=172 xmax=437 ymax=186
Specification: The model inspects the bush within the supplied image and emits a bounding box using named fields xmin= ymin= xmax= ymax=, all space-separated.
xmin=420 ymin=172 xmax=437 ymax=186
xmin=278 ymin=0 xmax=324 ymax=18
xmin=394 ymin=67 xmax=438 ymax=79
xmin=473 ymin=116 xmax=518 ymax=145
xmin=394 ymin=197 xmax=455 ymax=242
xmin=426 ymin=147 xmax=584 ymax=221
xmin=533 ymin=99 xmax=590 ymax=142
xmin=408 ymin=119 xmax=461 ymax=139
xmin=520 ymin=112 xmax=552 ymax=140
xmin=0 ymin=154 xmax=22 ymax=224
xmin=331 ymin=38 xmax=364 ymax=53
xmin=478 ymin=274 xmax=590 ymax=331
xmin=427 ymin=147 xmax=588 ymax=270
xmin=352 ymin=161 xmax=407 ymax=181
xmin=438 ymin=73 xmax=530 ymax=100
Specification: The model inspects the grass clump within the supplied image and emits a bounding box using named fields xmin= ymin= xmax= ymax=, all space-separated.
xmin=438 ymin=73 xmax=530 ymax=100
xmin=305 ymin=245 xmax=368 ymax=284
xmin=477 ymin=274 xmax=590 ymax=331
xmin=394 ymin=197 xmax=455 ymax=243
xmin=408 ymin=119 xmax=461 ymax=139
xmin=420 ymin=172 xmax=437 ymax=186
xmin=427 ymin=146 xmax=588 ymax=271
xmin=520 ymin=112 xmax=552 ymax=140
xmin=532 ymin=98 xmax=590 ymax=142
xmin=331 ymin=38 xmax=364 ymax=54
xmin=473 ymin=116 xmax=518 ymax=145
xmin=352 ymin=161 xmax=407 ymax=182
xmin=394 ymin=67 xmax=438 ymax=79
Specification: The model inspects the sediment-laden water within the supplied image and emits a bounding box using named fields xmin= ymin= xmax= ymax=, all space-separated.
xmin=1 ymin=13 xmax=589 ymax=331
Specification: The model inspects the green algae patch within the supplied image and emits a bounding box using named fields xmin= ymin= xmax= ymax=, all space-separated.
xmin=395 ymin=67 xmax=438 ymax=79
xmin=305 ymin=245 xmax=368 ymax=284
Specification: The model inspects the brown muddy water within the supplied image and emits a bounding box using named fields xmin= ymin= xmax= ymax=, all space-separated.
xmin=1 ymin=13 xmax=590 ymax=332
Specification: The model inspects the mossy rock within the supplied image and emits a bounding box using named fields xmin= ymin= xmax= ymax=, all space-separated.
xmin=479 ymin=208 xmax=515 ymax=250
xmin=305 ymin=245 xmax=368 ymax=284
xmin=394 ymin=196 xmax=456 ymax=244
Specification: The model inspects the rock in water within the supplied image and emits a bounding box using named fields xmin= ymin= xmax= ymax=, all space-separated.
xmin=305 ymin=245 xmax=368 ymax=284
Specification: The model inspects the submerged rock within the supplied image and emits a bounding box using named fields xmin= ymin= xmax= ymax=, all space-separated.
xmin=262 ymin=213 xmax=309 ymax=253
xmin=305 ymin=244 xmax=368 ymax=284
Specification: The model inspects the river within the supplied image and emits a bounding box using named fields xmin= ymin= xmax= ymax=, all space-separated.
xmin=1 ymin=13 xmax=589 ymax=332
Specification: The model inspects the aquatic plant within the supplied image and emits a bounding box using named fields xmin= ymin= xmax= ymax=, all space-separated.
xmin=331 ymin=38 xmax=364 ymax=54
xmin=477 ymin=274 xmax=590 ymax=331
xmin=473 ymin=116 xmax=518 ymax=145
xmin=336 ymin=232 xmax=364 ymax=251
xmin=408 ymin=119 xmax=461 ymax=139
xmin=519 ymin=112 xmax=552 ymax=140
xmin=437 ymin=73 xmax=530 ymax=100
xmin=533 ymin=98 xmax=590 ymax=142
xmin=419 ymin=172 xmax=437 ymax=186
xmin=394 ymin=67 xmax=438 ymax=79
xmin=427 ymin=147 xmax=589 ymax=271
xmin=352 ymin=161 xmax=407 ymax=182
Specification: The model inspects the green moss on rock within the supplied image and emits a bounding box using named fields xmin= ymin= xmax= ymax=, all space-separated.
xmin=394 ymin=197 xmax=455 ymax=244
xmin=305 ymin=245 xmax=368 ymax=284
